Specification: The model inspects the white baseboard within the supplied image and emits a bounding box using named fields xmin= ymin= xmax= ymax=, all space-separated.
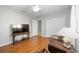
xmin=0 ymin=42 xmax=12 ymax=47
xmin=41 ymin=35 xmax=50 ymax=37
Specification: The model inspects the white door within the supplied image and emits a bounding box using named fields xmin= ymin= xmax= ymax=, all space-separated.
xmin=31 ymin=20 xmax=38 ymax=36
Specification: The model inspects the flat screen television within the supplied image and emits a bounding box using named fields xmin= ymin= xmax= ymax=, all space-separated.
xmin=11 ymin=24 xmax=29 ymax=33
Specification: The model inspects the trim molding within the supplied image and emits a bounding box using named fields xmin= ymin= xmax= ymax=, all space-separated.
xmin=0 ymin=42 xmax=12 ymax=47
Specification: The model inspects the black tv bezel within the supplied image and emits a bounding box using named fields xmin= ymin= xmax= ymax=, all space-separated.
xmin=12 ymin=24 xmax=29 ymax=33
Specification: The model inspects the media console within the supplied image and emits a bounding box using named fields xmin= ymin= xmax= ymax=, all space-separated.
xmin=11 ymin=32 xmax=30 ymax=44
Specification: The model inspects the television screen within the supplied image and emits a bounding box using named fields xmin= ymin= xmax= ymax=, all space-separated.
xmin=12 ymin=24 xmax=29 ymax=33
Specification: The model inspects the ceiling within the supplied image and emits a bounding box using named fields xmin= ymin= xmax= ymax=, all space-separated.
xmin=1 ymin=5 xmax=71 ymax=18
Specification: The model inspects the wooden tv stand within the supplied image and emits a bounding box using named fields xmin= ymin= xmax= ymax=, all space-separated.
xmin=12 ymin=32 xmax=30 ymax=44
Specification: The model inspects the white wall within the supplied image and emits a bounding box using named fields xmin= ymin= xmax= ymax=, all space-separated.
xmin=0 ymin=7 xmax=32 ymax=46
xmin=45 ymin=16 xmax=65 ymax=37
xmin=75 ymin=6 xmax=79 ymax=33
xmin=41 ymin=19 xmax=46 ymax=36
xmin=41 ymin=8 xmax=71 ymax=37
xmin=44 ymin=8 xmax=71 ymax=27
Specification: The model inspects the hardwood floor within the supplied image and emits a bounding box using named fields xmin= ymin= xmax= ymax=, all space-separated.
xmin=0 ymin=36 xmax=49 ymax=53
